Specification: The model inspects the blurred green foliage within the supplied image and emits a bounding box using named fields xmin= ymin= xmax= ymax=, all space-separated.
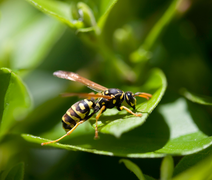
xmin=0 ymin=0 xmax=212 ymax=179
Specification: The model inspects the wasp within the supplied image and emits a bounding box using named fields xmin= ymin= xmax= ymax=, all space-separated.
xmin=41 ymin=71 xmax=152 ymax=146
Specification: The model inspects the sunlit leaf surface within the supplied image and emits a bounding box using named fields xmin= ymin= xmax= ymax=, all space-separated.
xmin=26 ymin=0 xmax=117 ymax=31
xmin=26 ymin=0 xmax=77 ymax=28
xmin=90 ymin=68 xmax=167 ymax=138
xmin=22 ymin=89 xmax=212 ymax=157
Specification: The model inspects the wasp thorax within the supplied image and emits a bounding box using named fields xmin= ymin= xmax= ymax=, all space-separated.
xmin=103 ymin=89 xmax=123 ymax=99
xmin=125 ymin=91 xmax=136 ymax=109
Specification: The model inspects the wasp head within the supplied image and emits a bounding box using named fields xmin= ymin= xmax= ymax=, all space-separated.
xmin=124 ymin=91 xmax=136 ymax=109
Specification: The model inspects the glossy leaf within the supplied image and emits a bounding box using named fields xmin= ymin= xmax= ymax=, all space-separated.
xmin=26 ymin=0 xmax=80 ymax=28
xmin=22 ymin=95 xmax=212 ymax=157
xmin=156 ymin=98 xmax=212 ymax=155
xmin=0 ymin=68 xmax=32 ymax=138
xmin=181 ymin=88 xmax=212 ymax=105
xmin=26 ymin=0 xmax=117 ymax=31
xmin=90 ymin=68 xmax=167 ymax=138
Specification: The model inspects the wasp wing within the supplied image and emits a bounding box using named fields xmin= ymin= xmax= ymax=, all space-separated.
xmin=61 ymin=93 xmax=112 ymax=99
xmin=53 ymin=71 xmax=107 ymax=92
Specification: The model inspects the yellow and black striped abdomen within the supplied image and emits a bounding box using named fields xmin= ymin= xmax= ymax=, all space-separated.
xmin=62 ymin=99 xmax=95 ymax=132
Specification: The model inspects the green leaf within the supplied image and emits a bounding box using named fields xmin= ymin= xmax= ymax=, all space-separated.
xmin=172 ymin=154 xmax=212 ymax=180
xmin=130 ymin=0 xmax=182 ymax=63
xmin=156 ymin=98 xmax=212 ymax=155
xmin=0 ymin=68 xmax=32 ymax=138
xmin=90 ymin=68 xmax=167 ymax=138
xmin=77 ymin=2 xmax=96 ymax=27
xmin=26 ymin=0 xmax=117 ymax=31
xmin=0 ymin=0 xmax=64 ymax=70
xmin=160 ymin=155 xmax=174 ymax=180
xmin=5 ymin=162 xmax=24 ymax=180
xmin=26 ymin=0 xmax=82 ymax=28
xmin=12 ymin=17 xmax=63 ymax=70
xmin=26 ymin=0 xmax=94 ymax=30
xmin=144 ymin=176 xmax=155 ymax=180
xmin=98 ymin=0 xmax=118 ymax=29
xmin=120 ymin=159 xmax=145 ymax=180
xmin=180 ymin=88 xmax=212 ymax=105
xmin=173 ymin=146 xmax=212 ymax=176
xmin=22 ymin=90 xmax=212 ymax=157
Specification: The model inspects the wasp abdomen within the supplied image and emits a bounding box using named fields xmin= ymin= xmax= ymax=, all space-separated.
xmin=62 ymin=112 xmax=78 ymax=132
xmin=62 ymin=99 xmax=95 ymax=132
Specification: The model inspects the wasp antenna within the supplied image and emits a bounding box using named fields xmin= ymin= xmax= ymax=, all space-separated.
xmin=134 ymin=92 xmax=152 ymax=100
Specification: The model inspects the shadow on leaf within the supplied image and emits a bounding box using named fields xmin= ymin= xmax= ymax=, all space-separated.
xmin=60 ymin=109 xmax=170 ymax=156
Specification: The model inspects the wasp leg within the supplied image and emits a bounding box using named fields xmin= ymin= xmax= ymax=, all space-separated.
xmin=120 ymin=106 xmax=142 ymax=117
xmin=94 ymin=106 xmax=106 ymax=139
xmin=41 ymin=120 xmax=85 ymax=146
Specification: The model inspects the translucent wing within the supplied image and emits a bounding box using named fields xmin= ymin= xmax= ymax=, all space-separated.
xmin=53 ymin=71 xmax=108 ymax=92
xmin=61 ymin=93 xmax=112 ymax=99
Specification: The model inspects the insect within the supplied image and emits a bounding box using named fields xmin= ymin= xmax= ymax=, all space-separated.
xmin=41 ymin=71 xmax=152 ymax=145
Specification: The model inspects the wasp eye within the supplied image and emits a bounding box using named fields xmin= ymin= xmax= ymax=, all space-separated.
xmin=125 ymin=91 xmax=136 ymax=109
